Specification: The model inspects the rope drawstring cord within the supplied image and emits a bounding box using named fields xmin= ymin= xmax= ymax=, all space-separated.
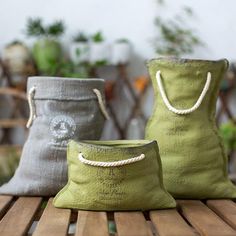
xmin=78 ymin=153 xmax=145 ymax=167
xmin=156 ymin=70 xmax=212 ymax=115
xmin=26 ymin=86 xmax=36 ymax=128
xmin=93 ymin=88 xmax=110 ymax=120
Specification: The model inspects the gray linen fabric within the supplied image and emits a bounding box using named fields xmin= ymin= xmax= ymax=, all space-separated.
xmin=0 ymin=76 xmax=106 ymax=196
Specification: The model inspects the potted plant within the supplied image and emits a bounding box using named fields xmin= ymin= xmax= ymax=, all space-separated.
xmin=2 ymin=40 xmax=32 ymax=75
xmin=111 ymin=38 xmax=131 ymax=65
xmin=70 ymin=32 xmax=89 ymax=63
xmin=25 ymin=18 xmax=65 ymax=75
xmin=89 ymin=31 xmax=109 ymax=64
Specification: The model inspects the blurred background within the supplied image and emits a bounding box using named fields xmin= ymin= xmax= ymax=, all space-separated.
xmin=0 ymin=0 xmax=236 ymax=183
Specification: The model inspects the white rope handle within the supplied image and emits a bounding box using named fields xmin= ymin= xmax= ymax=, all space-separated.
xmin=93 ymin=88 xmax=110 ymax=120
xmin=26 ymin=86 xmax=36 ymax=128
xmin=156 ymin=70 xmax=212 ymax=115
xmin=78 ymin=153 xmax=145 ymax=167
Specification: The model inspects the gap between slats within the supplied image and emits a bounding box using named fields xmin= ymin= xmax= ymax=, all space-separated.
xmin=0 ymin=195 xmax=14 ymax=220
xmin=177 ymin=200 xmax=236 ymax=236
xmin=207 ymin=200 xmax=236 ymax=231
xmin=33 ymin=198 xmax=71 ymax=236
xmin=0 ymin=197 xmax=42 ymax=236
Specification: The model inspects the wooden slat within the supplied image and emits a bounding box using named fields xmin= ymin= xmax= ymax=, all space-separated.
xmin=0 ymin=195 xmax=13 ymax=219
xmin=178 ymin=200 xmax=236 ymax=236
xmin=75 ymin=211 xmax=109 ymax=236
xmin=115 ymin=212 xmax=152 ymax=236
xmin=150 ymin=209 xmax=196 ymax=236
xmin=33 ymin=198 xmax=71 ymax=236
xmin=207 ymin=200 xmax=236 ymax=230
xmin=0 ymin=197 xmax=42 ymax=236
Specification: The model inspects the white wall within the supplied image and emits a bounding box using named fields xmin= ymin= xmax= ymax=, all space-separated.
xmin=1 ymin=0 xmax=236 ymax=76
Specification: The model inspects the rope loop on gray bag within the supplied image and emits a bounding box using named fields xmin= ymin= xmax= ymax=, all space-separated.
xmin=26 ymin=86 xmax=37 ymax=128
xmin=93 ymin=88 xmax=110 ymax=120
xmin=78 ymin=153 xmax=145 ymax=167
xmin=156 ymin=70 xmax=212 ymax=115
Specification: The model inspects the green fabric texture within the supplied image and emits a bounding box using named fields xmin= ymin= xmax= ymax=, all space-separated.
xmin=53 ymin=140 xmax=176 ymax=210
xmin=145 ymin=57 xmax=236 ymax=199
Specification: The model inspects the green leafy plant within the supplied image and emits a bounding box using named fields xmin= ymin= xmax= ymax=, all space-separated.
xmin=26 ymin=18 xmax=65 ymax=38
xmin=91 ymin=31 xmax=104 ymax=43
xmin=73 ymin=32 xmax=89 ymax=42
xmin=153 ymin=2 xmax=203 ymax=56
xmin=220 ymin=121 xmax=236 ymax=154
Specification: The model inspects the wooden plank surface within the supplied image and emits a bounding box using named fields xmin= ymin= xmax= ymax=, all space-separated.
xmin=150 ymin=209 xmax=197 ymax=236
xmin=75 ymin=211 xmax=109 ymax=236
xmin=178 ymin=200 xmax=236 ymax=236
xmin=207 ymin=200 xmax=236 ymax=230
xmin=0 ymin=197 xmax=42 ymax=236
xmin=115 ymin=212 xmax=152 ymax=236
xmin=0 ymin=195 xmax=13 ymax=219
xmin=33 ymin=198 xmax=71 ymax=236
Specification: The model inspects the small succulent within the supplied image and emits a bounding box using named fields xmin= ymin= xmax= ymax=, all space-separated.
xmin=91 ymin=31 xmax=104 ymax=43
xmin=26 ymin=18 xmax=65 ymax=38
xmin=73 ymin=32 xmax=88 ymax=42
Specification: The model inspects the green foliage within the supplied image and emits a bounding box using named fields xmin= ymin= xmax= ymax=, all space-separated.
xmin=26 ymin=18 xmax=65 ymax=38
xmin=154 ymin=1 xmax=203 ymax=56
xmin=73 ymin=32 xmax=89 ymax=42
xmin=91 ymin=31 xmax=104 ymax=43
xmin=0 ymin=147 xmax=20 ymax=185
xmin=219 ymin=121 xmax=236 ymax=154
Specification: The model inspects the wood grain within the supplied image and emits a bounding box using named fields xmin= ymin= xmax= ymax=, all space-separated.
xmin=150 ymin=209 xmax=196 ymax=236
xmin=0 ymin=197 xmax=42 ymax=236
xmin=0 ymin=195 xmax=13 ymax=219
xmin=115 ymin=212 xmax=152 ymax=236
xmin=207 ymin=200 xmax=236 ymax=230
xmin=75 ymin=211 xmax=109 ymax=236
xmin=178 ymin=200 xmax=236 ymax=236
xmin=33 ymin=198 xmax=71 ymax=236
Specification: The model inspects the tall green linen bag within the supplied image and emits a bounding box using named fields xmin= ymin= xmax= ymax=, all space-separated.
xmin=53 ymin=140 xmax=176 ymax=210
xmin=145 ymin=58 xmax=236 ymax=199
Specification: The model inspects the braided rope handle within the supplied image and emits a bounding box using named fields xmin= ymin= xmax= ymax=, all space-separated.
xmin=156 ymin=70 xmax=212 ymax=115
xmin=26 ymin=86 xmax=36 ymax=128
xmin=93 ymin=88 xmax=110 ymax=120
xmin=78 ymin=153 xmax=145 ymax=167
xmin=26 ymin=86 xmax=110 ymax=128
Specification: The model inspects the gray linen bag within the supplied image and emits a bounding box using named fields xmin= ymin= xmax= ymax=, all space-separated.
xmin=0 ymin=76 xmax=109 ymax=196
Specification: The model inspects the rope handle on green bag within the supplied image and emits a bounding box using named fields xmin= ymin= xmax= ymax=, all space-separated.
xmin=26 ymin=87 xmax=110 ymax=128
xmin=78 ymin=152 xmax=145 ymax=167
xmin=156 ymin=70 xmax=212 ymax=115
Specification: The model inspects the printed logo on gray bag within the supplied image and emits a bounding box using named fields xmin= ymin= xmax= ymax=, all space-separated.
xmin=50 ymin=115 xmax=76 ymax=147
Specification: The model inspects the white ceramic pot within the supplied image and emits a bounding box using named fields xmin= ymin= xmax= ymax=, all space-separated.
xmin=2 ymin=43 xmax=31 ymax=75
xmin=89 ymin=42 xmax=110 ymax=63
xmin=111 ymin=42 xmax=131 ymax=65
xmin=69 ymin=42 xmax=89 ymax=63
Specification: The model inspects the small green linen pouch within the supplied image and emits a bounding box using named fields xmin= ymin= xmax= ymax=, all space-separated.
xmin=53 ymin=140 xmax=176 ymax=211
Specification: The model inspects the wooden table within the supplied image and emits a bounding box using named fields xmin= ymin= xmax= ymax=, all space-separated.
xmin=0 ymin=196 xmax=236 ymax=236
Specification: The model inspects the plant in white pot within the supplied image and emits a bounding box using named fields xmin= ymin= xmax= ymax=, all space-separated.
xmin=2 ymin=40 xmax=32 ymax=75
xmin=70 ymin=32 xmax=89 ymax=64
xmin=25 ymin=18 xmax=65 ymax=75
xmin=89 ymin=31 xmax=109 ymax=64
xmin=111 ymin=38 xmax=131 ymax=65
